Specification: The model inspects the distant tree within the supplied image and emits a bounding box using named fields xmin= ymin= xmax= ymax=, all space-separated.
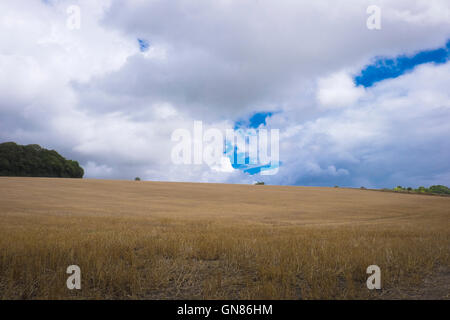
xmin=254 ymin=181 xmax=265 ymax=185
xmin=0 ymin=142 xmax=83 ymax=178
xmin=407 ymin=187 xmax=412 ymax=191
xmin=428 ymin=185 xmax=450 ymax=195
xmin=135 ymin=177 xmax=141 ymax=181
xmin=360 ymin=186 xmax=366 ymax=190
xmin=416 ymin=186 xmax=428 ymax=193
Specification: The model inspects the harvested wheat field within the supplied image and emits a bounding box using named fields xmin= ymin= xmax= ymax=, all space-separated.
xmin=0 ymin=177 xmax=449 ymax=300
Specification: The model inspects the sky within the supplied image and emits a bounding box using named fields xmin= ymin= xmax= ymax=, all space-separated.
xmin=0 ymin=0 xmax=449 ymax=188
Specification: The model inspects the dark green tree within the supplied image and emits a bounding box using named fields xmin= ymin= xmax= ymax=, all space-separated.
xmin=0 ymin=142 xmax=84 ymax=178
xmin=428 ymin=185 xmax=450 ymax=195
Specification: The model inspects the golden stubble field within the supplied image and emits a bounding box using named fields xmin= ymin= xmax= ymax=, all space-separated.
xmin=0 ymin=177 xmax=449 ymax=299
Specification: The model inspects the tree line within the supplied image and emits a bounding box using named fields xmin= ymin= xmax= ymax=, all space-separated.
xmin=391 ymin=185 xmax=450 ymax=195
xmin=0 ymin=142 xmax=84 ymax=178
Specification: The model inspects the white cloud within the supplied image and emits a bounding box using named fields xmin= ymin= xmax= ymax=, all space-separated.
xmin=211 ymin=157 xmax=236 ymax=173
xmin=84 ymin=161 xmax=113 ymax=178
xmin=317 ymin=71 xmax=365 ymax=108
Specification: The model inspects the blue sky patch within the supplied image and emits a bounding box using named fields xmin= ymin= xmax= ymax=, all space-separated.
xmin=355 ymin=39 xmax=450 ymax=87
xmin=225 ymin=141 xmax=280 ymax=175
xmin=228 ymin=112 xmax=280 ymax=175
xmin=137 ymin=38 xmax=150 ymax=52
xmin=234 ymin=111 xmax=274 ymax=129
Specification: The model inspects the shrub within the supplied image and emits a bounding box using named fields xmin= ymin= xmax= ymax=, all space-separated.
xmin=135 ymin=177 xmax=141 ymax=181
